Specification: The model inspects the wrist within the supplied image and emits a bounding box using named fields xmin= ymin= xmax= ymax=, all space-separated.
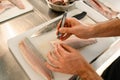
xmin=89 ymin=18 xmax=120 ymax=38
xmin=85 ymin=27 xmax=95 ymax=38
xmin=77 ymin=63 xmax=103 ymax=80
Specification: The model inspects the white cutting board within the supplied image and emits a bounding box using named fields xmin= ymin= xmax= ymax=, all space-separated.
xmin=75 ymin=0 xmax=120 ymax=22
xmin=8 ymin=9 xmax=116 ymax=80
xmin=99 ymin=0 xmax=120 ymax=11
xmin=75 ymin=0 xmax=108 ymax=22
xmin=0 ymin=0 xmax=33 ymax=22
xmin=7 ymin=9 xmax=89 ymax=80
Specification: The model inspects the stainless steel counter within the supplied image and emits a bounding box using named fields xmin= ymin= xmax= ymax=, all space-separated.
xmin=0 ymin=0 xmax=64 ymax=80
xmin=1 ymin=0 xmax=119 ymax=79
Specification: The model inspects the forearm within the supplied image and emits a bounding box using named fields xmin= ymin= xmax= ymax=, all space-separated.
xmin=78 ymin=63 xmax=103 ymax=80
xmin=89 ymin=18 xmax=120 ymax=38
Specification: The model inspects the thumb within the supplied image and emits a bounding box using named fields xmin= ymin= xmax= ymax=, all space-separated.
xmin=59 ymin=27 xmax=73 ymax=34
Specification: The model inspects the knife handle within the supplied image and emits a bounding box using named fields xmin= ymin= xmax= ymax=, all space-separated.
xmin=73 ymin=11 xmax=87 ymax=20
xmin=57 ymin=11 xmax=67 ymax=39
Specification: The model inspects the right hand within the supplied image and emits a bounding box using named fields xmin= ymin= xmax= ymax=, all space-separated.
xmin=46 ymin=43 xmax=92 ymax=75
xmin=46 ymin=43 xmax=102 ymax=80
xmin=57 ymin=18 xmax=92 ymax=40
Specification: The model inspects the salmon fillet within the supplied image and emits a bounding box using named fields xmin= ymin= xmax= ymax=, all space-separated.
xmin=0 ymin=0 xmax=14 ymax=14
xmin=84 ymin=0 xmax=119 ymax=19
xmin=19 ymin=39 xmax=53 ymax=80
xmin=8 ymin=0 xmax=25 ymax=9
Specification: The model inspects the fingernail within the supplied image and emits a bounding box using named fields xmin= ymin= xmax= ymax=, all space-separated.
xmin=59 ymin=28 xmax=63 ymax=32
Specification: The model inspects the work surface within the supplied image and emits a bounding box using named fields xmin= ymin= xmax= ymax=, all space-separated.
xmin=0 ymin=0 xmax=120 ymax=80
xmin=7 ymin=9 xmax=116 ymax=80
xmin=0 ymin=0 xmax=62 ymax=80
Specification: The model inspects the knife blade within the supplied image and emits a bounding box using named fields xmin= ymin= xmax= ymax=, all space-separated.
xmin=31 ymin=11 xmax=87 ymax=38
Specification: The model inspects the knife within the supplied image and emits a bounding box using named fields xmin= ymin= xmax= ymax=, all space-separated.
xmin=57 ymin=11 xmax=67 ymax=39
xmin=31 ymin=11 xmax=87 ymax=38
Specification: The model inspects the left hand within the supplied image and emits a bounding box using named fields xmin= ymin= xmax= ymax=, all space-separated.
xmin=46 ymin=43 xmax=92 ymax=75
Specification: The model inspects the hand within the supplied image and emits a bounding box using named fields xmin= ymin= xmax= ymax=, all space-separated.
xmin=57 ymin=18 xmax=92 ymax=40
xmin=46 ymin=43 xmax=92 ymax=75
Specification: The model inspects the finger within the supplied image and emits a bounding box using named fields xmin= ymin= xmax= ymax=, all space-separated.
xmin=57 ymin=33 xmax=71 ymax=40
xmin=56 ymin=21 xmax=63 ymax=36
xmin=54 ymin=44 xmax=64 ymax=58
xmin=57 ymin=20 xmax=62 ymax=30
xmin=46 ymin=62 xmax=60 ymax=72
xmin=56 ymin=18 xmax=70 ymax=35
xmin=47 ymin=52 xmax=59 ymax=65
xmin=60 ymin=43 xmax=75 ymax=53
xmin=60 ymin=33 xmax=71 ymax=41
xmin=53 ymin=47 xmax=62 ymax=59
xmin=59 ymin=27 xmax=73 ymax=34
xmin=57 ymin=43 xmax=69 ymax=57
xmin=51 ymin=50 xmax=58 ymax=60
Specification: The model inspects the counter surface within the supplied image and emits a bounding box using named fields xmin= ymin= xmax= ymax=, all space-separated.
xmin=0 ymin=0 xmax=62 ymax=80
xmin=0 ymin=0 xmax=119 ymax=80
